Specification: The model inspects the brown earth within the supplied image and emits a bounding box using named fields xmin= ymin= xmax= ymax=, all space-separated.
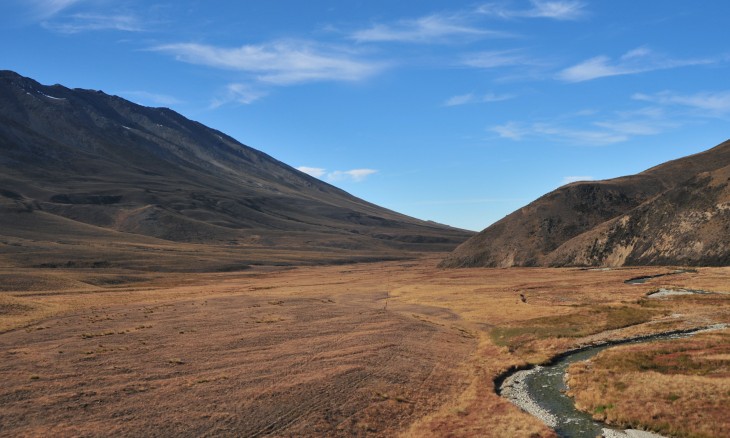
xmin=1 ymin=259 xmax=728 ymax=437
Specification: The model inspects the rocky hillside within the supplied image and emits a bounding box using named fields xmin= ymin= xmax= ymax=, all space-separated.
xmin=441 ymin=140 xmax=730 ymax=268
xmin=0 ymin=71 xmax=471 ymax=270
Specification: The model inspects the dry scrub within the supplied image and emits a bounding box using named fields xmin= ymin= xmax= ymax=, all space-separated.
xmin=0 ymin=260 xmax=727 ymax=436
xmin=567 ymin=329 xmax=730 ymax=438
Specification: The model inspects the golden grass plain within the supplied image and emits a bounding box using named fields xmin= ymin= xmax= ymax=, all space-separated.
xmin=567 ymin=324 xmax=730 ymax=438
xmin=0 ymin=257 xmax=728 ymax=437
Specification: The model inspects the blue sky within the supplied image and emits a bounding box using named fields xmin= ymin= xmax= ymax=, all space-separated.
xmin=2 ymin=1 xmax=729 ymax=231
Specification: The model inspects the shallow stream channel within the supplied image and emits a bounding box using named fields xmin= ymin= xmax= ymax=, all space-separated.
xmin=496 ymin=325 xmax=727 ymax=438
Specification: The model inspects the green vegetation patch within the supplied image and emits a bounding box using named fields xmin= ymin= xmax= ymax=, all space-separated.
xmin=593 ymin=403 xmax=614 ymax=414
xmin=490 ymin=305 xmax=660 ymax=350
xmin=592 ymin=332 xmax=730 ymax=377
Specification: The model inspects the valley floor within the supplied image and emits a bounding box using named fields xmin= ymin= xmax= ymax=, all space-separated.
xmin=0 ymin=258 xmax=728 ymax=437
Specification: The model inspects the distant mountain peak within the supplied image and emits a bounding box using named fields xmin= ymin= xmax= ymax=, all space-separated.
xmin=0 ymin=70 xmax=472 ymax=269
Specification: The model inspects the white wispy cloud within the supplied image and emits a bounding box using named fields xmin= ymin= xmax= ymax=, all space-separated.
xmin=477 ymin=0 xmax=587 ymax=21
xmin=531 ymin=123 xmax=628 ymax=145
xmin=558 ymin=47 xmax=714 ymax=82
xmin=444 ymin=92 xmax=513 ymax=106
xmin=561 ymin=175 xmax=594 ymax=185
xmin=152 ymin=41 xmax=385 ymax=86
xmin=490 ymin=121 xmax=632 ymax=145
xmin=298 ymin=167 xmax=378 ymax=182
xmin=118 ymin=90 xmax=182 ymax=106
xmin=210 ymin=83 xmax=267 ymax=108
xmin=28 ymin=0 xmax=83 ymax=19
xmin=592 ymin=106 xmax=675 ymax=136
xmin=43 ymin=13 xmax=144 ymax=33
xmin=633 ymin=90 xmax=730 ymax=115
xmin=459 ymin=49 xmax=552 ymax=82
xmin=445 ymin=93 xmax=476 ymax=106
xmin=296 ymin=166 xmax=327 ymax=178
xmin=351 ymin=13 xmax=507 ymax=44
xmin=592 ymin=121 xmax=663 ymax=136
xmin=491 ymin=104 xmax=676 ymax=145
xmin=525 ymin=0 xmax=587 ymax=19
xmin=461 ymin=50 xmax=530 ymax=69
xmin=328 ymin=169 xmax=378 ymax=182
xmin=491 ymin=121 xmax=527 ymax=140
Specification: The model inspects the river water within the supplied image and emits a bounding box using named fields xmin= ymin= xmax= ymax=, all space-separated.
xmin=498 ymin=326 xmax=726 ymax=438
xmin=624 ymin=269 xmax=694 ymax=285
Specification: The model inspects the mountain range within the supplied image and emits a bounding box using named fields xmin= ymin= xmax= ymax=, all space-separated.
xmin=2 ymin=70 xmax=728 ymax=271
xmin=441 ymin=139 xmax=730 ymax=268
xmin=0 ymin=70 xmax=472 ymax=271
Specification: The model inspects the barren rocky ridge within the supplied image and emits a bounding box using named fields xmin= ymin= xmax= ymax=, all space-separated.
xmin=441 ymin=139 xmax=730 ymax=268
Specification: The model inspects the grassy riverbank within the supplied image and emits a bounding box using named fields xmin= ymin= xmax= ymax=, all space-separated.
xmin=567 ymin=323 xmax=730 ymax=437
xmin=0 ymin=260 xmax=727 ymax=436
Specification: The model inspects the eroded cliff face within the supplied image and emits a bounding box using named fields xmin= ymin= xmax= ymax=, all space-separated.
xmin=546 ymin=165 xmax=730 ymax=267
xmin=441 ymin=140 xmax=730 ymax=268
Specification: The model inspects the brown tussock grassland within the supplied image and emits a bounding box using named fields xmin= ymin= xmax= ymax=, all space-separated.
xmin=567 ymin=325 xmax=730 ymax=438
xmin=0 ymin=257 xmax=728 ymax=437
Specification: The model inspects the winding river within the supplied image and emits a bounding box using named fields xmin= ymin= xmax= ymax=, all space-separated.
xmin=623 ymin=269 xmax=694 ymax=285
xmin=497 ymin=325 xmax=726 ymax=438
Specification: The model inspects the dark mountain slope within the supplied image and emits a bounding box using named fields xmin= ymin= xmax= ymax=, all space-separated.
xmin=0 ymin=71 xmax=471 ymax=270
xmin=441 ymin=140 xmax=730 ymax=268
